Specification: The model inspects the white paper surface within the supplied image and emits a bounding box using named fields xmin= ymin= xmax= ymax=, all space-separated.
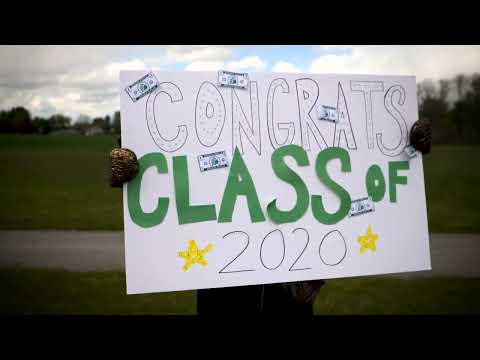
xmin=120 ymin=70 xmax=431 ymax=294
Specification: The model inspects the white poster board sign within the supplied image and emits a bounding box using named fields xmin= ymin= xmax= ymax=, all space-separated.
xmin=120 ymin=70 xmax=431 ymax=295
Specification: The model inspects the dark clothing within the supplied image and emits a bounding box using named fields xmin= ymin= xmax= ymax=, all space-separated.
xmin=262 ymin=284 xmax=314 ymax=316
xmin=197 ymin=285 xmax=263 ymax=315
xmin=197 ymin=283 xmax=314 ymax=316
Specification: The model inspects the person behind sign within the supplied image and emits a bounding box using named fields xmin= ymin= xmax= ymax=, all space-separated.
xmin=109 ymin=119 xmax=432 ymax=315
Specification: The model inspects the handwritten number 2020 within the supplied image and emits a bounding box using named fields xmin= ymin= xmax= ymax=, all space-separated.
xmin=260 ymin=229 xmax=285 ymax=270
xmin=289 ymin=228 xmax=311 ymax=271
xmin=219 ymin=228 xmax=346 ymax=274
xmin=218 ymin=231 xmax=256 ymax=273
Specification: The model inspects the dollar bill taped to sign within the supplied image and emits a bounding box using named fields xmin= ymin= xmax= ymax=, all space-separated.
xmin=404 ymin=145 xmax=418 ymax=159
xmin=218 ymin=70 xmax=249 ymax=89
xmin=119 ymin=70 xmax=431 ymax=295
xmin=349 ymin=197 xmax=375 ymax=217
xmin=317 ymin=105 xmax=339 ymax=123
xmin=125 ymin=72 xmax=159 ymax=102
xmin=198 ymin=151 xmax=229 ymax=172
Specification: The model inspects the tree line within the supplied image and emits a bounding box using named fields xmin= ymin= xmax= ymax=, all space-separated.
xmin=1 ymin=72 xmax=479 ymax=143
xmin=417 ymin=73 xmax=480 ymax=144
xmin=0 ymin=109 xmax=121 ymax=135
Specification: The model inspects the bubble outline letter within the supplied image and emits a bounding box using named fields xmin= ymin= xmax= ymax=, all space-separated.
xmin=232 ymin=81 xmax=262 ymax=155
xmin=376 ymin=85 xmax=408 ymax=157
xmin=295 ymin=78 xmax=328 ymax=151
xmin=350 ymin=81 xmax=384 ymax=149
xmin=146 ymin=82 xmax=187 ymax=152
xmin=333 ymin=82 xmax=357 ymax=150
xmin=267 ymin=78 xmax=295 ymax=149
xmin=195 ymin=81 xmax=226 ymax=147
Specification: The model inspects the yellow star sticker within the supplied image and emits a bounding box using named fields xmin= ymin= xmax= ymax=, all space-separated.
xmin=357 ymin=225 xmax=379 ymax=254
xmin=178 ymin=240 xmax=213 ymax=272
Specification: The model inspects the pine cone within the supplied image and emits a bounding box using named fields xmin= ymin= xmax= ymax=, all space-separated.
xmin=410 ymin=119 xmax=432 ymax=155
xmin=109 ymin=148 xmax=139 ymax=187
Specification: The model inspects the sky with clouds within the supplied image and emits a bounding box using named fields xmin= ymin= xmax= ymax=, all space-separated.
xmin=0 ymin=45 xmax=479 ymax=121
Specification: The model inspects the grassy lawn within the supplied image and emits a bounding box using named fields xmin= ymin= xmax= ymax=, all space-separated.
xmin=316 ymin=276 xmax=480 ymax=315
xmin=1 ymin=268 xmax=479 ymax=315
xmin=423 ymin=145 xmax=480 ymax=233
xmin=0 ymin=135 xmax=478 ymax=232
xmin=0 ymin=268 xmax=196 ymax=315
xmin=0 ymin=135 xmax=120 ymax=230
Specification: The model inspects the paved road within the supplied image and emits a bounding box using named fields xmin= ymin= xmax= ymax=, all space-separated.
xmin=0 ymin=231 xmax=479 ymax=277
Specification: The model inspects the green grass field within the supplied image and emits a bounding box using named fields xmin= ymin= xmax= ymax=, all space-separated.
xmin=1 ymin=268 xmax=479 ymax=315
xmin=423 ymin=145 xmax=480 ymax=232
xmin=0 ymin=134 xmax=478 ymax=232
xmin=0 ymin=135 xmax=119 ymax=230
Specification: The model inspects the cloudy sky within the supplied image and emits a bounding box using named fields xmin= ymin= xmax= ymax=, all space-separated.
xmin=1 ymin=45 xmax=479 ymax=121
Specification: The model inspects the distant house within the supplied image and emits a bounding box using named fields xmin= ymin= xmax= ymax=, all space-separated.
xmin=85 ymin=126 xmax=104 ymax=136
xmin=49 ymin=128 xmax=81 ymax=136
